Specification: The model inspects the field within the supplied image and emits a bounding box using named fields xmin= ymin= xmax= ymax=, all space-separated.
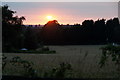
xmin=3 ymin=45 xmax=119 ymax=78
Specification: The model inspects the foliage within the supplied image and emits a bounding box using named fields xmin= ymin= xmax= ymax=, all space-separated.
xmin=24 ymin=27 xmax=39 ymax=50
xmin=42 ymin=18 xmax=120 ymax=45
xmin=2 ymin=55 xmax=7 ymax=70
xmin=10 ymin=56 xmax=36 ymax=77
xmin=43 ymin=62 xmax=73 ymax=78
xmin=2 ymin=5 xmax=25 ymax=25
xmin=2 ymin=5 xmax=43 ymax=52
xmin=2 ymin=5 xmax=26 ymax=52
xmin=99 ymin=44 xmax=120 ymax=68
xmin=42 ymin=20 xmax=63 ymax=44
xmin=3 ymin=55 xmax=72 ymax=78
xmin=3 ymin=56 xmax=37 ymax=77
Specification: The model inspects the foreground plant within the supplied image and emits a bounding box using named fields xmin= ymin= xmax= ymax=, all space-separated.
xmin=3 ymin=56 xmax=37 ymax=77
xmin=10 ymin=56 xmax=37 ymax=77
xmin=44 ymin=62 xmax=73 ymax=78
xmin=99 ymin=44 xmax=120 ymax=77
xmin=2 ymin=55 xmax=7 ymax=70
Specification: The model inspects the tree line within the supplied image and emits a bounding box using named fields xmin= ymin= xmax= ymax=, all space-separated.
xmin=43 ymin=18 xmax=120 ymax=45
xmin=2 ymin=5 xmax=120 ymax=52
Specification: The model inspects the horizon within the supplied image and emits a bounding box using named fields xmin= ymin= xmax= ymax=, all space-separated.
xmin=24 ymin=17 xmax=119 ymax=26
xmin=2 ymin=2 xmax=118 ymax=25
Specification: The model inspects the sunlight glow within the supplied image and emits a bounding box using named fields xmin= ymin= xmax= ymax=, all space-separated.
xmin=46 ymin=16 xmax=53 ymax=20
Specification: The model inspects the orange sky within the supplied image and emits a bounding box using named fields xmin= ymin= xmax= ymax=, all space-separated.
xmin=3 ymin=2 xmax=118 ymax=25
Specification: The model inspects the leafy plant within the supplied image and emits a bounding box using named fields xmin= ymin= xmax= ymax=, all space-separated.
xmin=10 ymin=56 xmax=36 ymax=77
xmin=99 ymin=44 xmax=120 ymax=68
xmin=2 ymin=55 xmax=7 ymax=70
xmin=43 ymin=62 xmax=73 ymax=78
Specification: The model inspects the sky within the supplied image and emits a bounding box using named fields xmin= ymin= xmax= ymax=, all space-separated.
xmin=2 ymin=2 xmax=118 ymax=25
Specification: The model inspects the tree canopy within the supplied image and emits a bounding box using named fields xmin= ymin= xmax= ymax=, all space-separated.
xmin=2 ymin=5 xmax=26 ymax=52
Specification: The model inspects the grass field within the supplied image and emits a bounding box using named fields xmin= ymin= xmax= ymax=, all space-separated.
xmin=3 ymin=45 xmax=119 ymax=78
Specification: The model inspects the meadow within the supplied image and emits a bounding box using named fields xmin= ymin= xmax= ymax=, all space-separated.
xmin=3 ymin=45 xmax=119 ymax=78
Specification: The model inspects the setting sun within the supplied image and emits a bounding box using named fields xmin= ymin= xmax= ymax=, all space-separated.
xmin=46 ymin=16 xmax=53 ymax=20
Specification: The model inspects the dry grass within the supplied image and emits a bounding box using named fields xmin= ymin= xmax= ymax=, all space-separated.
xmin=3 ymin=45 xmax=119 ymax=78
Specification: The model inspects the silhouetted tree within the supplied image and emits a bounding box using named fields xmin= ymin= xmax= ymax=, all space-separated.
xmin=112 ymin=18 xmax=120 ymax=43
xmin=81 ymin=20 xmax=94 ymax=43
xmin=2 ymin=5 xmax=25 ymax=52
xmin=42 ymin=20 xmax=63 ymax=44
xmin=93 ymin=19 xmax=106 ymax=44
xmin=106 ymin=18 xmax=120 ymax=43
xmin=41 ymin=18 xmax=119 ymax=45
xmin=113 ymin=25 xmax=120 ymax=43
xmin=24 ymin=27 xmax=39 ymax=50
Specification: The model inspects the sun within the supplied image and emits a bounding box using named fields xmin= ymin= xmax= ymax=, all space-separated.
xmin=46 ymin=16 xmax=53 ymax=20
